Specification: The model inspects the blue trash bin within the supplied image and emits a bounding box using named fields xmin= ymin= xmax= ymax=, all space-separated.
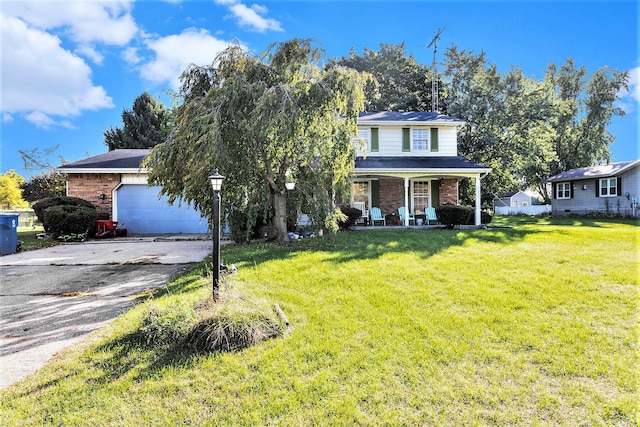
xmin=0 ymin=213 xmax=20 ymax=255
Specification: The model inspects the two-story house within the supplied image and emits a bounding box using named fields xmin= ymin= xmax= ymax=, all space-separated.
xmin=352 ymin=111 xmax=491 ymax=226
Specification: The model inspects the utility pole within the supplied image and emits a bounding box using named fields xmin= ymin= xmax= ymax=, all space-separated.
xmin=428 ymin=26 xmax=447 ymax=113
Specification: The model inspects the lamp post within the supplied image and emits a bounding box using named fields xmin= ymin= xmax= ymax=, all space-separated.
xmin=208 ymin=170 xmax=225 ymax=301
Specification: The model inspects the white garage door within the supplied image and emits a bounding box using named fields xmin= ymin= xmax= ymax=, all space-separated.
xmin=116 ymin=185 xmax=208 ymax=234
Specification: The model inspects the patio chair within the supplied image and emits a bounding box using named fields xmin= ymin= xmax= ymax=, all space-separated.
xmin=370 ymin=207 xmax=386 ymax=226
xmin=352 ymin=202 xmax=368 ymax=225
xmin=425 ymin=207 xmax=438 ymax=225
xmin=398 ymin=206 xmax=415 ymax=225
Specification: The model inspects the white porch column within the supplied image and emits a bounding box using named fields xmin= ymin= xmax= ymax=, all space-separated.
xmin=475 ymin=175 xmax=481 ymax=226
xmin=404 ymin=177 xmax=410 ymax=226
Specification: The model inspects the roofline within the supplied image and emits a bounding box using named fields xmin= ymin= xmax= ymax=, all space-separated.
xmin=354 ymin=167 xmax=491 ymax=178
xmin=56 ymin=167 xmax=147 ymax=174
xmin=358 ymin=120 xmax=465 ymax=127
xmin=547 ymin=159 xmax=640 ymax=182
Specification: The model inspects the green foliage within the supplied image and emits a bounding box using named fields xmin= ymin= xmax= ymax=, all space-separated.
xmin=145 ymin=39 xmax=367 ymax=242
xmin=0 ymin=170 xmax=28 ymax=209
xmin=32 ymin=196 xmax=96 ymax=232
xmin=20 ymin=171 xmax=66 ymax=203
xmin=42 ymin=205 xmax=97 ymax=235
xmin=329 ymin=42 xmax=434 ymax=111
xmin=443 ymin=47 xmax=628 ymax=204
xmin=104 ymin=92 xmax=171 ymax=151
xmin=435 ymin=203 xmax=472 ymax=227
xmin=337 ymin=205 xmax=361 ymax=230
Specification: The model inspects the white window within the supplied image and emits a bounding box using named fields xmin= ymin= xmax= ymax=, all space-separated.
xmin=353 ymin=181 xmax=370 ymax=209
xmin=412 ymin=129 xmax=428 ymax=151
xmin=354 ymin=129 xmax=369 ymax=145
xmin=556 ymin=182 xmax=571 ymax=199
xmin=600 ymin=178 xmax=617 ymax=197
xmin=412 ymin=181 xmax=430 ymax=212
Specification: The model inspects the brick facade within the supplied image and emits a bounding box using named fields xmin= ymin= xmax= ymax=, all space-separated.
xmin=438 ymin=179 xmax=458 ymax=205
xmin=66 ymin=173 xmax=120 ymax=218
xmin=377 ymin=177 xmax=459 ymax=216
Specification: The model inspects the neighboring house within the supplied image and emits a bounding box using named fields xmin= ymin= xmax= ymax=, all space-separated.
xmin=57 ymin=150 xmax=208 ymax=234
xmin=493 ymin=191 xmax=531 ymax=208
xmin=547 ymin=160 xmax=640 ymax=217
xmin=352 ymin=111 xmax=491 ymax=225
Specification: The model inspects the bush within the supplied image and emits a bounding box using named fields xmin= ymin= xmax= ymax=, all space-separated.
xmin=33 ymin=196 xmax=96 ymax=232
xmin=139 ymin=303 xmax=196 ymax=347
xmin=338 ymin=206 xmax=362 ymax=230
xmin=436 ymin=204 xmax=472 ymax=227
xmin=43 ymin=205 xmax=97 ymax=234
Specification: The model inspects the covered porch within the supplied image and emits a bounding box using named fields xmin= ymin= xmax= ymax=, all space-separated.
xmin=351 ymin=156 xmax=491 ymax=226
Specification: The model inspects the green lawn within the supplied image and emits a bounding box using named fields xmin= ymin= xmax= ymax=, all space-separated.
xmin=17 ymin=227 xmax=60 ymax=251
xmin=1 ymin=216 xmax=638 ymax=426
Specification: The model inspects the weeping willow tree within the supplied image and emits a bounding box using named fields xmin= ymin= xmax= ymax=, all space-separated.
xmin=144 ymin=39 xmax=368 ymax=241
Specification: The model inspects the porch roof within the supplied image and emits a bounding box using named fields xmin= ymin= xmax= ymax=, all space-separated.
xmin=354 ymin=156 xmax=491 ymax=178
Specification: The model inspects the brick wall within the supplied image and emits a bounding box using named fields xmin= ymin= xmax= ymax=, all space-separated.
xmin=66 ymin=173 xmax=120 ymax=217
xmin=439 ymin=179 xmax=458 ymax=205
xmin=378 ymin=177 xmax=404 ymax=215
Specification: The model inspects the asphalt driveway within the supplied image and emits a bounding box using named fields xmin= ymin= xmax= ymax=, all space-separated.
xmin=0 ymin=236 xmax=214 ymax=389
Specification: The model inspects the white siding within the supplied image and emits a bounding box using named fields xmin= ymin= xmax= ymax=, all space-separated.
xmin=358 ymin=126 xmax=458 ymax=157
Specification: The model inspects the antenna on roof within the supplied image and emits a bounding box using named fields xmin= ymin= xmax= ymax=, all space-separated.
xmin=427 ymin=25 xmax=447 ymax=113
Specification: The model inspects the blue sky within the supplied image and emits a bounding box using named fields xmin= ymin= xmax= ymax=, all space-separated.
xmin=1 ymin=0 xmax=638 ymax=179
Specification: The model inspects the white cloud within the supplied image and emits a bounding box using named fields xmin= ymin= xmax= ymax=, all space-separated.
xmin=2 ymin=1 xmax=137 ymax=45
xmin=123 ymin=47 xmax=142 ymax=65
xmin=617 ymin=66 xmax=640 ymax=114
xmin=3 ymin=114 xmax=14 ymax=124
xmin=75 ymin=45 xmax=105 ymax=65
xmin=141 ymin=28 xmax=240 ymax=89
xmin=216 ymin=0 xmax=283 ymax=33
xmin=0 ymin=14 xmax=114 ymax=120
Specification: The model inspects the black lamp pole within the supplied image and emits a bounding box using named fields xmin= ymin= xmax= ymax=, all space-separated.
xmin=208 ymin=170 xmax=225 ymax=301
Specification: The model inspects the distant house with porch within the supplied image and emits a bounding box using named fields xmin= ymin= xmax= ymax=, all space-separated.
xmin=547 ymin=160 xmax=640 ymax=217
xmin=351 ymin=111 xmax=491 ymax=226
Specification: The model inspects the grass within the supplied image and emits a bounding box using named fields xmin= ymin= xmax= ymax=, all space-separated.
xmin=1 ymin=216 xmax=638 ymax=426
xmin=17 ymin=226 xmax=60 ymax=251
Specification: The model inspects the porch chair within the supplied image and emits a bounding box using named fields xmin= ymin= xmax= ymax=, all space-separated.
xmin=398 ymin=206 xmax=415 ymax=225
xmin=369 ymin=207 xmax=386 ymax=226
xmin=351 ymin=201 xmax=368 ymax=225
xmin=425 ymin=207 xmax=438 ymax=225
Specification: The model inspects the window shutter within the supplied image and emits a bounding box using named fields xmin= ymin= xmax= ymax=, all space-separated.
xmin=617 ymin=177 xmax=622 ymax=196
xmin=570 ymin=181 xmax=574 ymax=199
xmin=430 ymin=128 xmax=439 ymax=152
xmin=371 ymin=128 xmax=379 ymax=152
xmin=371 ymin=180 xmax=380 ymax=207
xmin=402 ymin=128 xmax=410 ymax=152
xmin=595 ymin=180 xmax=600 ymax=197
xmin=552 ymin=183 xmax=556 ymax=199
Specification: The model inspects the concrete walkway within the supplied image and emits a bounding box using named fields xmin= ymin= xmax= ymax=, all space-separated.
xmin=0 ymin=236 xmax=221 ymax=389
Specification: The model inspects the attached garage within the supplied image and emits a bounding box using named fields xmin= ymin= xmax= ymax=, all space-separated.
xmin=115 ymin=184 xmax=208 ymax=234
xmin=58 ymin=149 xmax=209 ymax=235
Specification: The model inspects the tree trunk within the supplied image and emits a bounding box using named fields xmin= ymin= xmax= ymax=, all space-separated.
xmin=272 ymin=192 xmax=289 ymax=241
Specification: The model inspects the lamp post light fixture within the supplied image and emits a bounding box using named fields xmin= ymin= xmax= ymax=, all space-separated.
xmin=285 ymin=181 xmax=295 ymax=191
xmin=208 ymin=169 xmax=225 ymax=301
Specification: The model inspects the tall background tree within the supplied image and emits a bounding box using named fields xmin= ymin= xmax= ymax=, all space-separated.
xmin=104 ymin=92 xmax=171 ymax=150
xmin=442 ymin=46 xmax=628 ymax=203
xmin=145 ymin=39 xmax=367 ymax=241
xmin=329 ymin=42 xmax=434 ymax=112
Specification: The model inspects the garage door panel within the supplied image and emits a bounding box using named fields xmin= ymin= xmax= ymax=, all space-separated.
xmin=117 ymin=185 xmax=208 ymax=234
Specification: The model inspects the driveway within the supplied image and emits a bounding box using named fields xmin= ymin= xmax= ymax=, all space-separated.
xmin=0 ymin=236 xmax=215 ymax=389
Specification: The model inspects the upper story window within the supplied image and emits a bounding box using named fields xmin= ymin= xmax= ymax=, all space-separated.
xmin=556 ymin=182 xmax=571 ymax=199
xmin=599 ymin=178 xmax=617 ymax=197
xmin=412 ymin=129 xmax=428 ymax=151
xmin=355 ymin=129 xmax=369 ymax=145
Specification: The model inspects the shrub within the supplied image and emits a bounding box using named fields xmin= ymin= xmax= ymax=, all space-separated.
xmin=187 ymin=314 xmax=284 ymax=352
xmin=43 ymin=205 xmax=97 ymax=234
xmin=436 ymin=204 xmax=472 ymax=227
xmin=480 ymin=210 xmax=493 ymax=225
xmin=139 ymin=303 xmax=196 ymax=347
xmin=33 ymin=196 xmax=96 ymax=232
xmin=338 ymin=205 xmax=362 ymax=230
